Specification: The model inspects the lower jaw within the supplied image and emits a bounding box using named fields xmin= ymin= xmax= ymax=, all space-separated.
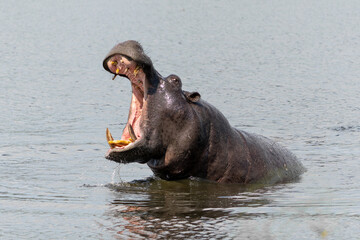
xmin=107 ymin=88 xmax=144 ymax=148
xmin=105 ymin=151 xmax=149 ymax=164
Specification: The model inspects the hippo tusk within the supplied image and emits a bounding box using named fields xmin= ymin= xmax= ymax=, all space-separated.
xmin=106 ymin=128 xmax=114 ymax=148
xmin=106 ymin=128 xmax=114 ymax=142
xmin=128 ymin=123 xmax=137 ymax=142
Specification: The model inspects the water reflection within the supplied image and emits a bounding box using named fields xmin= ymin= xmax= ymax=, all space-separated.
xmin=103 ymin=178 xmax=279 ymax=239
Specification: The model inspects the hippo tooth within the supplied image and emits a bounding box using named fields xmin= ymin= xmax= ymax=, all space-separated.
xmin=110 ymin=140 xmax=131 ymax=146
xmin=125 ymin=68 xmax=128 ymax=73
xmin=128 ymin=123 xmax=137 ymax=141
xmin=133 ymin=66 xmax=140 ymax=76
xmin=120 ymin=59 xmax=124 ymax=63
xmin=116 ymin=68 xmax=120 ymax=74
xmin=110 ymin=61 xmax=117 ymax=66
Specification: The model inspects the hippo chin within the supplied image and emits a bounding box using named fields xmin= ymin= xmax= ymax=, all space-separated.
xmin=102 ymin=40 xmax=306 ymax=184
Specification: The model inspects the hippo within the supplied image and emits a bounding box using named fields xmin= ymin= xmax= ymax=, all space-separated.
xmin=102 ymin=40 xmax=305 ymax=184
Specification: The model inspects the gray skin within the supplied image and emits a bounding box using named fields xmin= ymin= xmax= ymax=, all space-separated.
xmin=103 ymin=40 xmax=306 ymax=184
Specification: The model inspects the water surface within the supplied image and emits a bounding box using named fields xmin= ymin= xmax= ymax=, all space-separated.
xmin=1 ymin=0 xmax=359 ymax=239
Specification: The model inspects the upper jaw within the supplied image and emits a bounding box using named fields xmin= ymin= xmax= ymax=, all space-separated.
xmin=106 ymin=55 xmax=145 ymax=90
xmin=102 ymin=40 xmax=153 ymax=73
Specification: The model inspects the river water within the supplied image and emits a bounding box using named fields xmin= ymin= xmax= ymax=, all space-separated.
xmin=1 ymin=0 xmax=359 ymax=239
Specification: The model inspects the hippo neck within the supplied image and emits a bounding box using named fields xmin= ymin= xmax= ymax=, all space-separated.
xmin=190 ymin=102 xmax=250 ymax=182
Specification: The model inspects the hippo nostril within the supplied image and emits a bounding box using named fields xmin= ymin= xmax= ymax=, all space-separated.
xmin=167 ymin=75 xmax=182 ymax=88
xmin=170 ymin=77 xmax=178 ymax=83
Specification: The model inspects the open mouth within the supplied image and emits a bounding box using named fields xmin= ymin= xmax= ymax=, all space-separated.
xmin=105 ymin=55 xmax=145 ymax=151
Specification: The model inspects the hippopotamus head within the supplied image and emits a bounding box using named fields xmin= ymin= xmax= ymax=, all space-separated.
xmin=103 ymin=41 xmax=201 ymax=177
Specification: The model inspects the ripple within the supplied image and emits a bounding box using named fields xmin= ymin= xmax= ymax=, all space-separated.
xmin=331 ymin=125 xmax=360 ymax=132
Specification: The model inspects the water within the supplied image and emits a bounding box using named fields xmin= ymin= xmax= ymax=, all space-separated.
xmin=1 ymin=0 xmax=359 ymax=239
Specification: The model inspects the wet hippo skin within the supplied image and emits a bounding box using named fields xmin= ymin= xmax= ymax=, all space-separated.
xmin=102 ymin=40 xmax=306 ymax=184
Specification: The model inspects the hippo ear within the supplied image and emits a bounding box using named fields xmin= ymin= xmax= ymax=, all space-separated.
xmin=183 ymin=90 xmax=201 ymax=103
